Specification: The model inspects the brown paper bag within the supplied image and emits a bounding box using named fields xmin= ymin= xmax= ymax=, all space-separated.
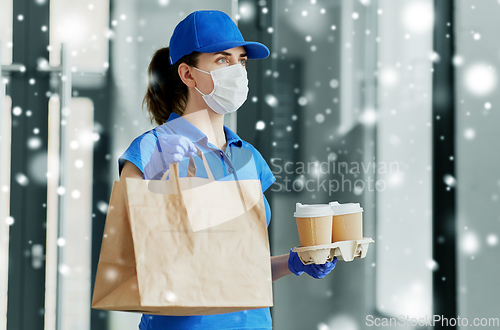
xmin=148 ymin=148 xmax=263 ymax=232
xmin=91 ymin=148 xmax=273 ymax=315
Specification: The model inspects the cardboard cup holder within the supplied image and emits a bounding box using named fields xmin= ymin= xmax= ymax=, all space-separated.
xmin=292 ymin=237 xmax=375 ymax=264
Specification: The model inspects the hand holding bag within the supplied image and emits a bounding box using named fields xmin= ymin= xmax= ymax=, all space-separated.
xmin=91 ymin=146 xmax=273 ymax=315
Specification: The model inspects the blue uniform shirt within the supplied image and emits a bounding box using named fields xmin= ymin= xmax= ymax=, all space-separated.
xmin=118 ymin=112 xmax=276 ymax=330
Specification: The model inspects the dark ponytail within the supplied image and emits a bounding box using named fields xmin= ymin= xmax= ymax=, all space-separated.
xmin=142 ymin=47 xmax=201 ymax=126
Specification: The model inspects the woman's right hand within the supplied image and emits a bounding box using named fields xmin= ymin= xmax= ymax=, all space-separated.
xmin=288 ymin=248 xmax=337 ymax=279
xmin=144 ymin=134 xmax=198 ymax=180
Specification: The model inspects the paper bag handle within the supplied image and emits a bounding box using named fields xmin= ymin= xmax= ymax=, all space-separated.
xmin=151 ymin=126 xmax=200 ymax=180
xmin=160 ymin=145 xmax=215 ymax=182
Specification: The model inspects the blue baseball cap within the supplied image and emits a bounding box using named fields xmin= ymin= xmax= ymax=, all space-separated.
xmin=168 ymin=10 xmax=270 ymax=65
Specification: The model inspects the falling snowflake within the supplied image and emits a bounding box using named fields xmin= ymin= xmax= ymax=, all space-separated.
xmin=428 ymin=51 xmax=440 ymax=62
xmin=317 ymin=323 xmax=329 ymax=330
xmin=164 ymin=291 xmax=177 ymax=302
xmin=426 ymin=259 xmax=439 ymax=271
xmin=265 ymin=94 xmax=278 ymax=107
xmin=379 ymin=67 xmax=399 ymax=88
xmin=461 ymin=232 xmax=480 ymax=254
xmin=487 ymin=234 xmax=498 ymax=246
xmin=5 ymin=217 xmax=14 ymax=226
xmin=16 ymin=173 xmax=29 ymax=186
xmin=106 ymin=268 xmax=119 ymax=281
xmin=402 ymin=2 xmax=434 ymax=33
xmin=453 ymin=55 xmax=464 ymax=66
xmin=58 ymin=264 xmax=71 ymax=276
xmin=97 ymin=201 xmax=109 ymax=214
xmin=71 ymin=190 xmax=81 ymax=199
xmin=70 ymin=140 xmax=79 ymax=149
xmin=27 ymin=137 xmax=42 ymax=150
xmin=13 ymin=107 xmax=22 ymax=116
xmin=463 ymin=63 xmax=497 ymax=96
xmin=464 ymin=128 xmax=475 ymax=140
xmin=255 ymin=121 xmax=266 ymax=131
xmin=443 ymin=174 xmax=456 ymax=187
xmin=360 ymin=108 xmax=377 ymax=125
xmin=329 ymin=79 xmax=339 ymax=88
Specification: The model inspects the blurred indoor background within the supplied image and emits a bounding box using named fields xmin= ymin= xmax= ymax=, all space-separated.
xmin=1 ymin=0 xmax=499 ymax=329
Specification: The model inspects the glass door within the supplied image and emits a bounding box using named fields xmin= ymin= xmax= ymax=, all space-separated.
xmin=3 ymin=1 xmax=51 ymax=328
xmin=0 ymin=0 xmax=108 ymax=329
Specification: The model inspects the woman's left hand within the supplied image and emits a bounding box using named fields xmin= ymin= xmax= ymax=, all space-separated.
xmin=288 ymin=248 xmax=338 ymax=279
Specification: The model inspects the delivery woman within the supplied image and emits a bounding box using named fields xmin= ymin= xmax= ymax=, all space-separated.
xmin=118 ymin=10 xmax=337 ymax=330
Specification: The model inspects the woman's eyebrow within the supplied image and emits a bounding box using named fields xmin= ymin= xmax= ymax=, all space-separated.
xmin=214 ymin=51 xmax=248 ymax=57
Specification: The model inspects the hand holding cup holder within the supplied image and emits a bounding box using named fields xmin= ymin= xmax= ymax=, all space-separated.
xmin=292 ymin=201 xmax=375 ymax=264
xmin=292 ymin=238 xmax=375 ymax=264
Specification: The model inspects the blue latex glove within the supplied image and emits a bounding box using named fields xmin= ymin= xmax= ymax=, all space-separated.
xmin=288 ymin=248 xmax=337 ymax=279
xmin=144 ymin=134 xmax=198 ymax=180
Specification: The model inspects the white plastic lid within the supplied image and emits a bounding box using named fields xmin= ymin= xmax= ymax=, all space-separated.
xmin=331 ymin=202 xmax=363 ymax=216
xmin=294 ymin=203 xmax=333 ymax=218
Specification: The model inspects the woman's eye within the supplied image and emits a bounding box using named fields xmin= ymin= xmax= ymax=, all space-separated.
xmin=216 ymin=57 xmax=247 ymax=65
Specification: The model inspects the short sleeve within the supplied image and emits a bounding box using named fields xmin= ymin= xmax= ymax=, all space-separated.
xmin=117 ymin=130 xmax=157 ymax=178
xmin=260 ymin=159 xmax=276 ymax=193
xmin=256 ymin=150 xmax=276 ymax=193
xmin=252 ymin=148 xmax=275 ymax=226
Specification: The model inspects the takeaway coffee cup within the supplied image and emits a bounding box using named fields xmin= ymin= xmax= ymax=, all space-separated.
xmin=329 ymin=202 xmax=364 ymax=242
xmin=294 ymin=203 xmax=333 ymax=247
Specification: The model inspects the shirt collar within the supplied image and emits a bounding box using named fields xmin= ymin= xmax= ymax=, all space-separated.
xmin=165 ymin=112 xmax=242 ymax=148
xmin=223 ymin=124 xmax=243 ymax=147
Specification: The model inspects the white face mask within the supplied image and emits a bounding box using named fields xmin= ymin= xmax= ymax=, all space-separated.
xmin=193 ymin=63 xmax=249 ymax=115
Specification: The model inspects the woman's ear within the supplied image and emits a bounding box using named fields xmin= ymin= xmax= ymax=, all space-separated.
xmin=178 ymin=63 xmax=196 ymax=88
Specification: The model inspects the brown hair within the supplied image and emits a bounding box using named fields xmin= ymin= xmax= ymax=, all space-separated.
xmin=142 ymin=47 xmax=202 ymax=126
